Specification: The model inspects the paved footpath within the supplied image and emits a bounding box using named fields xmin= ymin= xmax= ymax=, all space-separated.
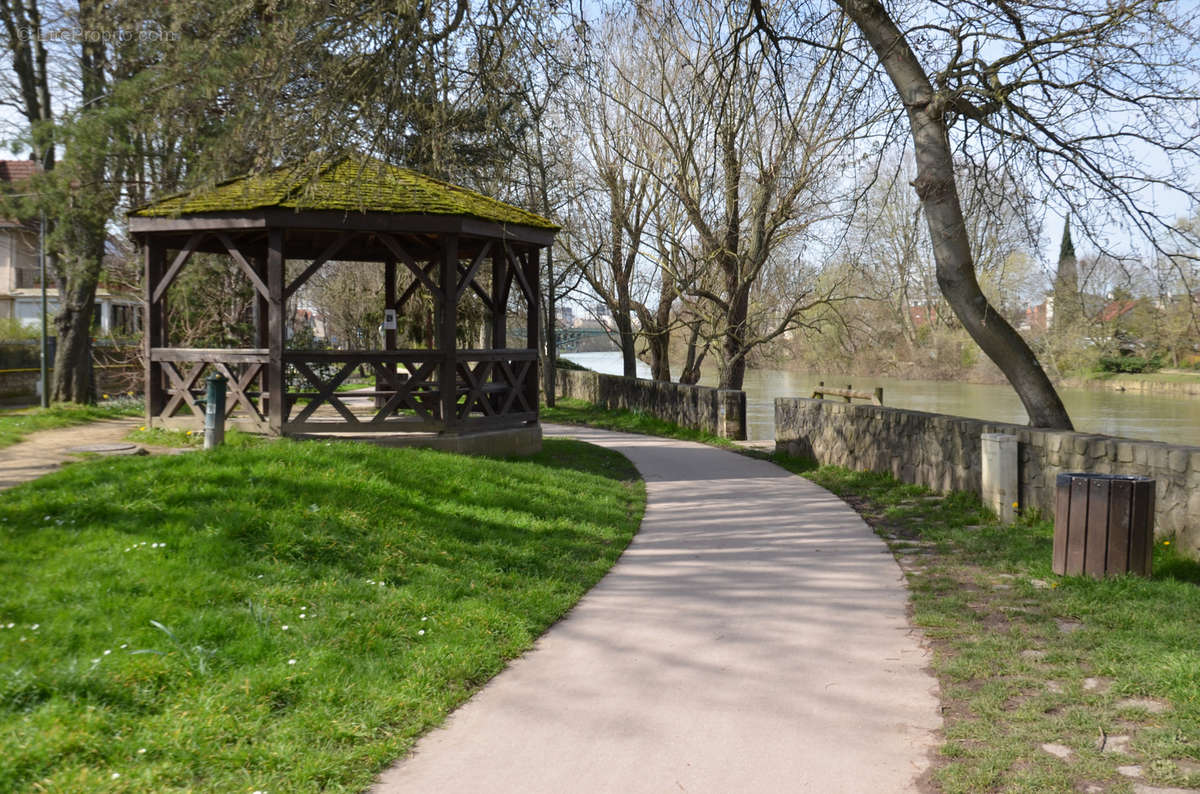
xmin=0 ymin=417 xmax=142 ymax=491
xmin=374 ymin=424 xmax=941 ymax=794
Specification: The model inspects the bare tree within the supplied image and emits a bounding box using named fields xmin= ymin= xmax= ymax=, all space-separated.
xmin=619 ymin=1 xmax=873 ymax=389
xmin=563 ymin=14 xmax=665 ymax=379
xmin=751 ymin=0 xmax=1200 ymax=428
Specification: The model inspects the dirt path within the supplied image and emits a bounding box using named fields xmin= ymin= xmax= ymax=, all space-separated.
xmin=0 ymin=418 xmax=144 ymax=491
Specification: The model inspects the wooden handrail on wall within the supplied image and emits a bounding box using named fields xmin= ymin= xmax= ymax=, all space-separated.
xmin=811 ymin=381 xmax=884 ymax=406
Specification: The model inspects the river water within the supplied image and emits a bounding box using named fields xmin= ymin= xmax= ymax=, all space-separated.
xmin=562 ymin=351 xmax=1200 ymax=446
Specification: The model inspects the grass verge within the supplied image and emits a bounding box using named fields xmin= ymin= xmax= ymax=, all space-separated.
xmin=790 ymin=461 xmax=1200 ymax=793
xmin=548 ymin=399 xmax=1200 ymax=793
xmin=0 ymin=398 xmax=143 ymax=449
xmin=123 ymin=426 xmax=259 ymax=450
xmin=0 ymin=437 xmax=644 ymax=792
xmin=542 ymin=397 xmax=736 ymax=448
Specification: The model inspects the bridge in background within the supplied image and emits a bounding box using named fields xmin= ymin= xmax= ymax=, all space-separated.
xmin=508 ymin=327 xmax=617 ymax=353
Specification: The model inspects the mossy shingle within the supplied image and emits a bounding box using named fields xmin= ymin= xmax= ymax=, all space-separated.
xmin=132 ymin=155 xmax=558 ymax=230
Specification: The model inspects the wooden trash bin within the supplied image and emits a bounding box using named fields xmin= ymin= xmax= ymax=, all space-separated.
xmin=1053 ymin=473 xmax=1154 ymax=577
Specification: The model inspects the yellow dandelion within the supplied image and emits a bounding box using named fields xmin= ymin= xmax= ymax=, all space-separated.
xmin=139 ymin=426 xmax=146 ymax=431
xmin=1164 ymin=540 xmax=1171 ymax=546
xmin=1011 ymin=501 xmax=1019 ymax=509
xmin=102 ymin=393 xmax=109 ymax=399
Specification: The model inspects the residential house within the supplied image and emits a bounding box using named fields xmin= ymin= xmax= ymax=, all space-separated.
xmin=0 ymin=160 xmax=139 ymax=336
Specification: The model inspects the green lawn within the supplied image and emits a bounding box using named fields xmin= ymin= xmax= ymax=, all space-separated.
xmin=0 ymin=399 xmax=143 ymax=449
xmin=542 ymin=397 xmax=736 ymax=448
xmin=0 ymin=437 xmax=644 ymax=792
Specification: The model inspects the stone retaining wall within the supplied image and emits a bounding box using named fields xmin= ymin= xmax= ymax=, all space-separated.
xmin=775 ymin=397 xmax=1200 ymax=557
xmin=555 ymin=368 xmax=746 ymax=440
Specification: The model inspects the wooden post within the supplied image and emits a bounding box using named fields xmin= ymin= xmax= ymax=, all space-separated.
xmin=844 ymin=384 xmax=853 ymax=403
xmin=144 ymin=240 xmax=165 ymax=424
xmin=383 ymin=257 xmax=397 ymax=404
xmin=491 ymin=246 xmax=507 ymax=349
xmin=384 ymin=258 xmax=397 ymax=351
xmin=266 ymin=228 xmax=286 ymax=434
xmin=525 ymin=247 xmax=540 ymax=414
xmin=254 ymin=254 xmax=269 ymax=414
xmin=439 ymin=235 xmax=459 ymax=431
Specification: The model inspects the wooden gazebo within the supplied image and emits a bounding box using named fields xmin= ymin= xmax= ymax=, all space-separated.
xmin=128 ymin=155 xmax=557 ymax=453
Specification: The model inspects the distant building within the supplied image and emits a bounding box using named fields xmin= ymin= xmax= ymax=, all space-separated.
xmin=1021 ymin=299 xmax=1052 ymax=333
xmin=1096 ymin=297 xmax=1139 ymax=324
xmin=908 ymin=302 xmax=939 ymax=328
xmin=0 ymin=160 xmax=139 ymax=335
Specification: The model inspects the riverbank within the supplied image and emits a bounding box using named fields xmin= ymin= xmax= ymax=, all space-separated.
xmin=760 ymin=359 xmax=1200 ymax=398
xmin=1063 ymin=371 xmax=1200 ymax=398
xmin=564 ymin=352 xmax=1200 ymax=447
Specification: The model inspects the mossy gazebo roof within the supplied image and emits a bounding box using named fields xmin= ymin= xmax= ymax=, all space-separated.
xmin=131 ymin=153 xmax=552 ymax=444
xmin=128 ymin=154 xmax=557 ymax=250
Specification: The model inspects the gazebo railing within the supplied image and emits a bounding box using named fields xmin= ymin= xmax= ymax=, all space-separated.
xmin=149 ymin=348 xmax=270 ymax=432
xmin=280 ymin=348 xmax=538 ymax=434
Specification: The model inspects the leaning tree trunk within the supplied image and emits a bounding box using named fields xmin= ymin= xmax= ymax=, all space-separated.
xmin=839 ymin=0 xmax=1073 ymax=429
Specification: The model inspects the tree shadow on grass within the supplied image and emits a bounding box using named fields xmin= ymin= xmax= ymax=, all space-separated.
xmin=1154 ymin=552 xmax=1200 ymax=586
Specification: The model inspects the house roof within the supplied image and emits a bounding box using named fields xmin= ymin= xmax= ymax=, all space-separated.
xmin=0 ymin=160 xmax=39 ymax=183
xmin=130 ymin=154 xmax=559 ymax=230
xmin=1098 ymin=299 xmax=1139 ymax=323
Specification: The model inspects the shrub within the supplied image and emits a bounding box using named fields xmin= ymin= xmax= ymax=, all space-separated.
xmin=1097 ymin=353 xmax=1163 ymax=374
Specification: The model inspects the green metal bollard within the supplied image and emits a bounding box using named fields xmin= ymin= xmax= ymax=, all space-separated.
xmin=204 ymin=373 xmax=227 ymax=450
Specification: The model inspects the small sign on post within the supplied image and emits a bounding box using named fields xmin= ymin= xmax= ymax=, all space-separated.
xmin=382 ymin=309 xmax=398 ymax=330
xmin=204 ymin=373 xmax=227 ymax=450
